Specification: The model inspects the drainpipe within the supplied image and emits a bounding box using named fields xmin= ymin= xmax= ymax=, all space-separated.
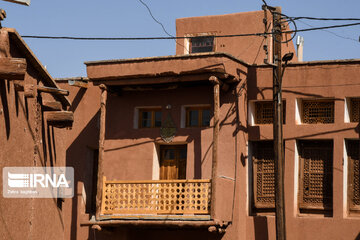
xmin=96 ymin=84 xmax=107 ymax=220
xmin=209 ymin=76 xmax=220 ymax=220
xmin=296 ymin=36 xmax=304 ymax=62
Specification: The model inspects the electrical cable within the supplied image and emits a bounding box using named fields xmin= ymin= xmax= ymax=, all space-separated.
xmin=293 ymin=16 xmax=360 ymax=21
xmin=137 ymin=0 xmax=188 ymax=52
xmin=296 ymin=19 xmax=358 ymax=42
xmin=20 ymin=20 xmax=360 ymax=41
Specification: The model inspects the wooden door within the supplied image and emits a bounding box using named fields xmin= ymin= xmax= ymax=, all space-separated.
xmin=160 ymin=145 xmax=187 ymax=180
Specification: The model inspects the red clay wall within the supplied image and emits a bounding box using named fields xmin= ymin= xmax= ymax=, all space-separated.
xmin=176 ymin=11 xmax=296 ymax=65
xmin=0 ymin=39 xmax=66 ymax=240
xmin=245 ymin=61 xmax=360 ymax=240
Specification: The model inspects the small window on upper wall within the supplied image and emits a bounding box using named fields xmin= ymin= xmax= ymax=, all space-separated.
xmin=138 ymin=108 xmax=162 ymax=128
xmin=186 ymin=107 xmax=211 ymax=127
xmin=350 ymin=98 xmax=360 ymax=122
xmin=302 ymin=99 xmax=334 ymax=124
xmin=190 ymin=36 xmax=215 ymax=53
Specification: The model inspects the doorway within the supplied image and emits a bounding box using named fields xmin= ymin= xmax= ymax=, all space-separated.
xmin=160 ymin=145 xmax=187 ymax=180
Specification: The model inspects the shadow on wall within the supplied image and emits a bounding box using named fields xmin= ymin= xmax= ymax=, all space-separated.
xmin=66 ymin=110 xmax=100 ymax=240
xmin=253 ymin=216 xmax=269 ymax=240
xmin=355 ymin=232 xmax=360 ymax=240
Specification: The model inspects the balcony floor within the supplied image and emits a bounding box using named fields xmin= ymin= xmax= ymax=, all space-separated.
xmin=99 ymin=214 xmax=211 ymax=221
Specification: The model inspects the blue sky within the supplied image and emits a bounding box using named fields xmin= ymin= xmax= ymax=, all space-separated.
xmin=2 ymin=0 xmax=360 ymax=78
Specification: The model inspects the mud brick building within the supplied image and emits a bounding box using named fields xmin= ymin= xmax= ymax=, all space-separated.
xmin=1 ymin=9 xmax=360 ymax=240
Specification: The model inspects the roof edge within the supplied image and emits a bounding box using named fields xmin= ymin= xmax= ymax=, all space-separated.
xmin=6 ymin=28 xmax=71 ymax=107
xmin=84 ymin=52 xmax=250 ymax=67
xmin=253 ymin=58 xmax=360 ymax=68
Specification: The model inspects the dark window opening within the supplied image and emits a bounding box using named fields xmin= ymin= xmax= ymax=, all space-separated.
xmin=186 ymin=107 xmax=211 ymax=127
xmin=190 ymin=36 xmax=215 ymax=53
xmin=139 ymin=108 xmax=162 ymax=128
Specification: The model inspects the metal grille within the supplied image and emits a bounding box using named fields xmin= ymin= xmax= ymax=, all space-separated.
xmin=253 ymin=141 xmax=275 ymax=208
xmin=350 ymin=98 xmax=360 ymax=122
xmin=299 ymin=141 xmax=333 ymax=210
xmin=101 ymin=177 xmax=211 ymax=215
xmin=347 ymin=140 xmax=360 ymax=211
xmin=302 ymin=100 xmax=334 ymax=124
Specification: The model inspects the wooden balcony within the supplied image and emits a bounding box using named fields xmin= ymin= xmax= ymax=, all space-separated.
xmin=101 ymin=177 xmax=211 ymax=216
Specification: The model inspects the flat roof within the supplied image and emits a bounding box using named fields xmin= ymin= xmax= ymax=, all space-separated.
xmin=84 ymin=52 xmax=249 ymax=67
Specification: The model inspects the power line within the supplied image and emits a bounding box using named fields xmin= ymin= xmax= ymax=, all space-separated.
xmin=297 ymin=19 xmax=358 ymax=43
xmin=293 ymin=16 xmax=360 ymax=21
xmin=285 ymin=22 xmax=360 ymax=34
xmin=137 ymin=0 xmax=173 ymax=37
xmin=137 ymin=0 xmax=188 ymax=52
xmin=21 ymin=22 xmax=360 ymax=41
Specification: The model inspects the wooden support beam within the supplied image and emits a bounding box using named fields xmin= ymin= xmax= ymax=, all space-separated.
xmin=12 ymin=81 xmax=69 ymax=96
xmin=96 ymin=84 xmax=108 ymax=220
xmin=24 ymin=84 xmax=37 ymax=98
xmin=68 ymin=79 xmax=88 ymax=89
xmin=13 ymin=80 xmax=24 ymax=91
xmin=209 ymin=76 xmax=220 ymax=220
xmin=0 ymin=57 xmax=26 ymax=80
xmin=37 ymin=85 xmax=69 ymax=96
xmin=42 ymin=100 xmax=62 ymax=111
xmin=46 ymin=111 xmax=73 ymax=128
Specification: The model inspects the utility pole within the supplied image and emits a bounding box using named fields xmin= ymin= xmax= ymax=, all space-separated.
xmin=272 ymin=6 xmax=286 ymax=240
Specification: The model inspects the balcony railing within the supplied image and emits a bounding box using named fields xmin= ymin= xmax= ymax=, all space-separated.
xmin=101 ymin=177 xmax=211 ymax=215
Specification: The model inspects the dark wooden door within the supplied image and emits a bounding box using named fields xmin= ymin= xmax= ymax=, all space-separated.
xmin=160 ymin=145 xmax=187 ymax=180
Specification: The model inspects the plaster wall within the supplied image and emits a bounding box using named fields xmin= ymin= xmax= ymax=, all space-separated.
xmin=0 ymin=39 xmax=66 ymax=240
xmin=176 ymin=11 xmax=296 ymax=65
xmin=245 ymin=62 xmax=360 ymax=240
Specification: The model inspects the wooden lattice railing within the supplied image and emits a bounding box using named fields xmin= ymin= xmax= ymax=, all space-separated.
xmin=101 ymin=177 xmax=211 ymax=215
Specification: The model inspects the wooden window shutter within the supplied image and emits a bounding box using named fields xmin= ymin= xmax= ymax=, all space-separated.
xmin=350 ymin=98 xmax=360 ymax=122
xmin=347 ymin=140 xmax=360 ymax=212
xmin=253 ymin=141 xmax=275 ymax=209
xmin=298 ymin=140 xmax=333 ymax=211
xmin=255 ymin=101 xmax=273 ymax=124
xmin=302 ymin=100 xmax=334 ymax=124
xmin=254 ymin=101 xmax=286 ymax=125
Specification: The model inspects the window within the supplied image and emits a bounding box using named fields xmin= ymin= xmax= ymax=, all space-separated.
xmin=298 ymin=140 xmax=333 ymax=213
xmin=302 ymin=100 xmax=334 ymax=124
xmin=190 ymin=36 xmax=215 ymax=53
xmin=138 ymin=108 xmax=162 ymax=128
xmin=350 ymin=98 xmax=360 ymax=122
xmin=254 ymin=100 xmax=286 ymax=124
xmin=252 ymin=141 xmax=275 ymax=210
xmin=346 ymin=140 xmax=360 ymax=213
xmin=186 ymin=107 xmax=211 ymax=127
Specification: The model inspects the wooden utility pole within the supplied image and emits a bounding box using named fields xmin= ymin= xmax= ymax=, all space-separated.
xmin=272 ymin=7 xmax=286 ymax=240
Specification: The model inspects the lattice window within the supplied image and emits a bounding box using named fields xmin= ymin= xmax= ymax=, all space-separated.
xmin=254 ymin=101 xmax=286 ymax=124
xmin=347 ymin=140 xmax=360 ymax=212
xmin=302 ymin=100 xmax=334 ymax=124
xmin=298 ymin=140 xmax=333 ymax=211
xmin=252 ymin=141 xmax=275 ymax=209
xmin=350 ymin=98 xmax=360 ymax=122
